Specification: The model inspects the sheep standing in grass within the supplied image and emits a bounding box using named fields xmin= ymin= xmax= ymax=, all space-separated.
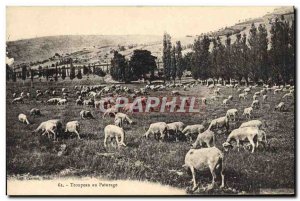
xmin=104 ymin=125 xmax=126 ymax=148
xmin=239 ymin=120 xmax=263 ymax=130
xmin=12 ymin=97 xmax=24 ymax=104
xmin=239 ymin=93 xmax=246 ymax=100
xmin=167 ymin=122 xmax=185 ymax=141
xmin=243 ymin=107 xmax=253 ymax=119
xmin=183 ymin=147 xmax=224 ymax=191
xmin=192 ymin=129 xmax=215 ymax=148
xmin=222 ymin=127 xmax=260 ymax=153
xmin=182 ymin=124 xmax=205 ymax=142
xmin=251 ymin=100 xmax=260 ymax=109
xmin=114 ymin=113 xmax=133 ymax=127
xmin=143 ymin=122 xmax=169 ymax=141
xmin=33 ymin=119 xmax=62 ymax=141
xmin=103 ymin=106 xmax=118 ymax=118
xmin=65 ymin=121 xmax=81 ymax=139
xmin=262 ymin=95 xmax=268 ymax=102
xmin=226 ymin=109 xmax=238 ymax=121
xmin=30 ymin=108 xmax=41 ymax=116
xmin=253 ymin=94 xmax=258 ymax=101
xmin=275 ymin=102 xmax=285 ymax=111
xmin=228 ymin=95 xmax=233 ymax=101
xmin=18 ymin=114 xmax=30 ymax=124
xmin=282 ymin=92 xmax=293 ymax=101
xmin=57 ymin=98 xmax=68 ymax=105
xmin=222 ymin=99 xmax=229 ymax=106
xmin=80 ymin=110 xmax=95 ymax=119
xmin=208 ymin=116 xmax=229 ymax=131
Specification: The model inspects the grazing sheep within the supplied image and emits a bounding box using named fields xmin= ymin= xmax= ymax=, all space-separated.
xmin=260 ymin=89 xmax=267 ymax=95
xmin=103 ymin=106 xmax=118 ymax=118
xmin=80 ymin=110 xmax=95 ymax=119
xmin=253 ymin=94 xmax=258 ymax=101
xmin=114 ymin=113 xmax=133 ymax=127
xmin=30 ymin=108 xmax=41 ymax=116
xmin=208 ymin=116 xmax=229 ymax=131
xmin=83 ymin=99 xmax=95 ymax=107
xmin=244 ymin=88 xmax=251 ymax=93
xmin=65 ymin=121 xmax=80 ymax=139
xmin=172 ymin=91 xmax=180 ymax=95
xmin=239 ymin=120 xmax=263 ymax=130
xmin=183 ymin=147 xmax=224 ymax=191
xmin=275 ymin=102 xmax=285 ymax=111
xmin=201 ymin=97 xmax=207 ymax=105
xmin=254 ymin=92 xmax=260 ymax=96
xmin=274 ymin=88 xmax=283 ymax=94
xmin=237 ymin=88 xmax=242 ymax=93
xmin=228 ymin=95 xmax=233 ymax=101
xmin=104 ymin=125 xmax=126 ymax=148
xmin=282 ymin=92 xmax=293 ymax=101
xmin=262 ymin=95 xmax=268 ymax=102
xmin=182 ymin=124 xmax=205 ymax=141
xmin=222 ymin=127 xmax=260 ymax=153
xmin=57 ymin=98 xmax=68 ymax=105
xmin=192 ymin=129 xmax=215 ymax=148
xmin=167 ymin=122 xmax=185 ymax=141
xmin=226 ymin=109 xmax=238 ymax=121
xmin=76 ymin=99 xmax=83 ymax=105
xmin=251 ymin=100 xmax=260 ymax=109
xmin=18 ymin=113 xmax=30 ymax=124
xmin=243 ymin=107 xmax=253 ymax=119
xmin=222 ymin=99 xmax=229 ymax=106
xmin=47 ymin=98 xmax=61 ymax=105
xmin=33 ymin=119 xmax=62 ymax=141
xmin=26 ymin=92 xmax=30 ymax=98
xmin=114 ymin=117 xmax=123 ymax=127
xmin=143 ymin=122 xmax=169 ymax=141
xmin=239 ymin=93 xmax=246 ymax=100
xmin=12 ymin=97 xmax=24 ymax=104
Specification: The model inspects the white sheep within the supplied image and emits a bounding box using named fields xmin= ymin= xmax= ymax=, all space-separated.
xmin=243 ymin=107 xmax=253 ymax=119
xmin=239 ymin=93 xmax=246 ymax=100
xmin=228 ymin=95 xmax=233 ymax=101
xmin=12 ymin=97 xmax=24 ymax=104
xmin=167 ymin=122 xmax=185 ymax=141
xmin=192 ymin=129 xmax=215 ymax=148
xmin=251 ymin=100 xmax=260 ymax=109
xmin=239 ymin=120 xmax=263 ymax=130
xmin=182 ymin=124 xmax=205 ymax=141
xmin=226 ymin=109 xmax=238 ymax=121
xmin=65 ymin=121 xmax=80 ymax=139
xmin=18 ymin=114 xmax=30 ymax=124
xmin=33 ymin=119 xmax=62 ymax=141
xmin=172 ymin=90 xmax=180 ymax=95
xmin=103 ymin=106 xmax=118 ymax=118
xmin=275 ymin=102 xmax=285 ymax=111
xmin=262 ymin=95 xmax=268 ymax=102
xmin=143 ymin=122 xmax=169 ymax=141
xmin=222 ymin=99 xmax=229 ymax=106
xmin=282 ymin=92 xmax=293 ymax=101
xmin=57 ymin=98 xmax=68 ymax=105
xmin=114 ymin=113 xmax=133 ymax=127
xmin=254 ymin=92 xmax=260 ymax=96
xmin=253 ymin=94 xmax=258 ymax=101
xmin=183 ymin=147 xmax=224 ymax=191
xmin=104 ymin=125 xmax=126 ymax=148
xmin=47 ymin=98 xmax=61 ymax=105
xmin=80 ymin=110 xmax=95 ymax=119
xmin=222 ymin=127 xmax=260 ymax=153
xmin=208 ymin=116 xmax=229 ymax=131
xmin=274 ymin=88 xmax=283 ymax=94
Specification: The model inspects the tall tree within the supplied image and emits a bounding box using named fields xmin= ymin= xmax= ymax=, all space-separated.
xmin=248 ymin=23 xmax=260 ymax=83
xmin=257 ymin=24 xmax=269 ymax=83
xmin=110 ymin=51 xmax=127 ymax=81
xmin=163 ymin=33 xmax=172 ymax=81
xmin=77 ymin=68 xmax=82 ymax=79
xmin=170 ymin=46 xmax=177 ymax=82
xmin=21 ymin=65 xmax=27 ymax=84
xmin=175 ymin=41 xmax=184 ymax=82
xmin=61 ymin=66 xmax=66 ymax=80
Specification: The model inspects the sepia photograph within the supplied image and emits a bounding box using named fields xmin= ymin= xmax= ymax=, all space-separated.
xmin=6 ymin=6 xmax=295 ymax=196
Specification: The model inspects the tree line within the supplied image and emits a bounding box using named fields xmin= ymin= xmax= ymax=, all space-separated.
xmin=164 ymin=16 xmax=295 ymax=85
xmin=6 ymin=58 xmax=106 ymax=82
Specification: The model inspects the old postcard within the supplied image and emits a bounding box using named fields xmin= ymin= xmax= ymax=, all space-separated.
xmin=6 ymin=6 xmax=295 ymax=196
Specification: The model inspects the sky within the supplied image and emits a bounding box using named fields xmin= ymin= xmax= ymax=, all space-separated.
xmin=6 ymin=6 xmax=280 ymax=41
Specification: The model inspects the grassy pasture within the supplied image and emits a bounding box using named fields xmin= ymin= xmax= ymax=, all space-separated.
xmin=6 ymin=79 xmax=295 ymax=194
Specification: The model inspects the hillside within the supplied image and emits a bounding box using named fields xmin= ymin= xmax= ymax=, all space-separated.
xmin=6 ymin=6 xmax=294 ymax=69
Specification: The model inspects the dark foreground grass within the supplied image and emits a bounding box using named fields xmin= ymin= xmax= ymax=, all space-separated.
xmin=6 ymin=79 xmax=295 ymax=194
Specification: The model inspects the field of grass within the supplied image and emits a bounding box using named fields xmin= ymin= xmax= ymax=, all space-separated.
xmin=6 ymin=79 xmax=295 ymax=195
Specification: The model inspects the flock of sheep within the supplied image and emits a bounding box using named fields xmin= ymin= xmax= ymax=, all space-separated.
xmin=12 ymin=81 xmax=294 ymax=192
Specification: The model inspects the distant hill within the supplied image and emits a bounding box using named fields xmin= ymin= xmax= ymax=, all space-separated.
xmin=6 ymin=6 xmax=294 ymax=68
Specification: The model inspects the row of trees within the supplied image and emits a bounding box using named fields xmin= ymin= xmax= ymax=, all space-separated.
xmin=110 ymin=49 xmax=157 ymax=83
xmin=163 ymin=33 xmax=184 ymax=82
xmin=6 ymin=61 xmax=106 ymax=82
xmin=183 ymin=16 xmax=294 ymax=85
